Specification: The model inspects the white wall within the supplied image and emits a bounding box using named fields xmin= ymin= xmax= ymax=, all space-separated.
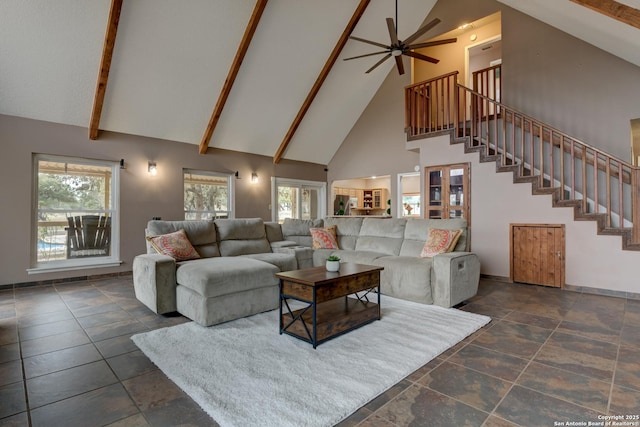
xmin=412 ymin=135 xmax=639 ymax=293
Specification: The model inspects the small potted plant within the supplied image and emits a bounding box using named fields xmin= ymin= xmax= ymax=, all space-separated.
xmin=326 ymin=255 xmax=341 ymax=272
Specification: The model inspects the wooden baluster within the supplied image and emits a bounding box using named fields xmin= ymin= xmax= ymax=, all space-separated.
xmin=606 ymin=158 xmax=612 ymax=228
xmin=475 ymin=92 xmax=480 ymax=145
xmin=404 ymin=87 xmax=409 ymax=134
xmin=445 ymin=75 xmax=450 ymax=129
xmin=549 ymin=129 xmax=556 ymax=188
xmin=440 ymin=78 xmax=444 ymax=130
xmin=633 ymin=167 xmax=640 ymax=243
xmin=540 ymin=125 xmax=545 ymax=188
xmin=419 ymin=86 xmax=425 ymax=135
xmin=485 ymin=97 xmax=489 ymax=147
xmin=582 ymin=145 xmax=588 ymax=213
xmin=502 ymin=109 xmax=513 ymax=166
xmin=512 ymin=112 xmax=522 ymax=165
xmin=618 ymin=162 xmax=624 ymax=228
xmin=560 ymin=136 xmax=565 ymax=200
xmin=454 ymin=83 xmax=459 ymax=136
xmin=520 ymin=118 xmax=526 ymax=172
xmin=571 ymin=140 xmax=576 ymax=200
xmin=594 ymin=151 xmax=599 ymax=214
xmin=530 ymin=123 xmax=536 ymax=177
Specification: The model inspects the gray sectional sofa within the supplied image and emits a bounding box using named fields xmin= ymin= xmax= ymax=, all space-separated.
xmin=133 ymin=216 xmax=480 ymax=327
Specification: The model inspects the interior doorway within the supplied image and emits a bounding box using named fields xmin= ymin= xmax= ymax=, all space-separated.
xmin=466 ymin=37 xmax=502 ymax=88
xmin=631 ymin=118 xmax=640 ymax=166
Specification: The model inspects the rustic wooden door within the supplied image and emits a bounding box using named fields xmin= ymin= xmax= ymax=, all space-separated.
xmin=510 ymin=224 xmax=565 ymax=288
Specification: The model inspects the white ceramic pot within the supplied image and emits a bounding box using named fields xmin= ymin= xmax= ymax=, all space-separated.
xmin=326 ymin=260 xmax=340 ymax=272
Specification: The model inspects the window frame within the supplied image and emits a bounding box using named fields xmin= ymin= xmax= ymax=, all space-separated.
xmin=183 ymin=169 xmax=234 ymax=220
xmin=270 ymin=177 xmax=327 ymax=223
xmin=28 ymin=154 xmax=121 ymax=274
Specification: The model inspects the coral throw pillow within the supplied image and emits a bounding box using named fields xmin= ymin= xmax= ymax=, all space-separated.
xmin=147 ymin=229 xmax=201 ymax=261
xmin=310 ymin=225 xmax=339 ymax=249
xmin=420 ymin=228 xmax=462 ymax=258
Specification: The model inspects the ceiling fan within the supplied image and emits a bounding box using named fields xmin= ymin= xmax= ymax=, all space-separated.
xmin=344 ymin=3 xmax=456 ymax=75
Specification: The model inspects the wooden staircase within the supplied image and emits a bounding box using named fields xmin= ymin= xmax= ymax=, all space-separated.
xmin=405 ymin=70 xmax=640 ymax=251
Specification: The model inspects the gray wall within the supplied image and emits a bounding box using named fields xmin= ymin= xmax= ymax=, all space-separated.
xmin=501 ymin=6 xmax=640 ymax=160
xmin=327 ymin=60 xmax=421 ymax=218
xmin=0 ymin=114 xmax=326 ymax=286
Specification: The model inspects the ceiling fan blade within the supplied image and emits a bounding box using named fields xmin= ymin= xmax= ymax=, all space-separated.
xmin=386 ymin=17 xmax=400 ymax=45
xmin=404 ymin=50 xmax=439 ymax=64
xmin=394 ymin=55 xmax=405 ymax=75
xmin=365 ymin=53 xmax=392 ymax=73
xmin=402 ymin=18 xmax=441 ymax=46
xmin=343 ymin=50 xmax=389 ymax=61
xmin=407 ymin=38 xmax=457 ymax=50
xmin=349 ymin=36 xmax=389 ymax=50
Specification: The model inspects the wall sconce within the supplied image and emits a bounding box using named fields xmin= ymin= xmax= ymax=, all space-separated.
xmin=251 ymin=172 xmax=259 ymax=184
xmin=120 ymin=159 xmax=126 ymax=169
xmin=148 ymin=161 xmax=157 ymax=176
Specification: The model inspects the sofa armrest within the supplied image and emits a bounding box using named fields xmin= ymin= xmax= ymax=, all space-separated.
xmin=133 ymin=254 xmax=177 ymax=314
xmin=430 ymin=252 xmax=480 ymax=308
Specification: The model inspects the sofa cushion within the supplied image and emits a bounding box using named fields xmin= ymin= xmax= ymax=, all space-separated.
xmin=264 ymin=221 xmax=285 ymax=243
xmin=241 ymin=253 xmax=297 ymax=272
xmin=146 ymin=220 xmax=220 ymax=258
xmin=310 ymin=225 xmax=339 ymax=249
xmin=176 ymin=257 xmax=279 ymax=298
xmin=401 ymin=218 xmax=468 ymax=256
xmin=147 ymin=229 xmax=201 ymax=261
xmin=215 ymin=218 xmax=271 ymax=256
xmin=420 ymin=228 xmax=462 ymax=258
xmin=281 ymin=218 xmax=323 ymax=247
xmin=355 ymin=218 xmax=406 ymax=256
xmin=331 ymin=249 xmax=387 ymax=265
xmin=324 ymin=217 xmax=363 ymax=250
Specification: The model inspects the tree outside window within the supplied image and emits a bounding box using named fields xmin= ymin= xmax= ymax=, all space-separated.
xmin=184 ymin=170 xmax=232 ymax=220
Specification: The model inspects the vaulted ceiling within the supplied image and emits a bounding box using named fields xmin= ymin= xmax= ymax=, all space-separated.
xmin=1 ymin=0 xmax=639 ymax=166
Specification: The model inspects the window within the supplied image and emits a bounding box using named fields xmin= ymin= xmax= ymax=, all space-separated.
xmin=31 ymin=154 xmax=120 ymax=272
xmin=398 ymin=172 xmax=422 ymax=218
xmin=271 ymin=178 xmax=326 ymax=223
xmin=184 ymin=169 xmax=233 ymax=220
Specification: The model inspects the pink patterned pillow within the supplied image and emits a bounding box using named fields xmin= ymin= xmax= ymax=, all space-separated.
xmin=147 ymin=229 xmax=201 ymax=261
xmin=420 ymin=228 xmax=462 ymax=258
xmin=310 ymin=225 xmax=339 ymax=249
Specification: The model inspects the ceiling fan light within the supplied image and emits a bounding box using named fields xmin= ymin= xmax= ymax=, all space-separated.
xmin=391 ymin=49 xmax=402 ymax=57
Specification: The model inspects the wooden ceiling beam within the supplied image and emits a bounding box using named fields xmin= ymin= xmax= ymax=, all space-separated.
xmin=89 ymin=0 xmax=123 ymax=140
xmin=273 ymin=0 xmax=371 ymax=164
xmin=570 ymin=0 xmax=640 ymax=30
xmin=199 ymin=0 xmax=268 ymax=154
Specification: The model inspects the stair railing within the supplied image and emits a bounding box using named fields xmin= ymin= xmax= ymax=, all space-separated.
xmin=405 ymin=72 xmax=640 ymax=245
xmin=405 ymin=71 xmax=458 ymax=137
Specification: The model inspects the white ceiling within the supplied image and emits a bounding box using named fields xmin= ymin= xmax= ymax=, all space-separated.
xmin=1 ymin=0 xmax=639 ymax=165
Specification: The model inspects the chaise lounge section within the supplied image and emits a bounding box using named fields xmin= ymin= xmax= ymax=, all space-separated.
xmin=133 ymin=218 xmax=302 ymax=326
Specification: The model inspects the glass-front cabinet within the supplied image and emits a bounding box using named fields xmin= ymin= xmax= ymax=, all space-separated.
xmin=425 ymin=163 xmax=470 ymax=223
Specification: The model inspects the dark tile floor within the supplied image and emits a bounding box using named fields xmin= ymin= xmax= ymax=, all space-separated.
xmin=1 ymin=276 xmax=639 ymax=426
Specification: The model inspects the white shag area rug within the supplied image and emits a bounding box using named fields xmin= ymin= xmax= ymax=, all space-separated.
xmin=131 ymin=295 xmax=490 ymax=427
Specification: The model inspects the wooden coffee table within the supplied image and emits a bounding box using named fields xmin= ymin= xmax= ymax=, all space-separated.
xmin=276 ymin=263 xmax=383 ymax=348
